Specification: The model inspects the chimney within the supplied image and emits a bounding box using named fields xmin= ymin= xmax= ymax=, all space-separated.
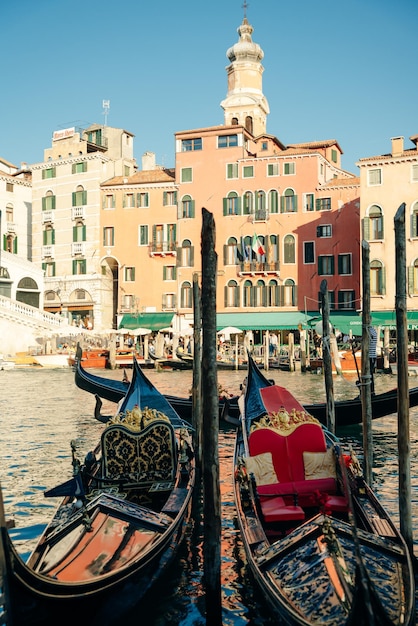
xmin=142 ymin=151 xmax=156 ymax=171
xmin=391 ymin=136 xmax=404 ymax=157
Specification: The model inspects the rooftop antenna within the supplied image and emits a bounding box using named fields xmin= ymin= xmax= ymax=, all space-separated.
xmin=102 ymin=100 xmax=110 ymax=126
xmin=242 ymin=0 xmax=249 ymax=19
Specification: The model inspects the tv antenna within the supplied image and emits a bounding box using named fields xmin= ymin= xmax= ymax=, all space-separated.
xmin=102 ymin=100 xmax=110 ymax=126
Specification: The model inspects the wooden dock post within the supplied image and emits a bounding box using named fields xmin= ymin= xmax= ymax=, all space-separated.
xmin=201 ymin=208 xmax=222 ymax=624
xmin=320 ymin=280 xmax=335 ymax=434
xmin=192 ymin=273 xmax=202 ymax=480
xmin=394 ymin=203 xmax=413 ymax=556
xmin=360 ymin=241 xmax=373 ymax=486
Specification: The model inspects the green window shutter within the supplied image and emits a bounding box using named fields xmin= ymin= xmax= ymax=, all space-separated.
xmin=315 ymin=198 xmax=321 ymax=211
xmin=408 ymin=266 xmax=415 ymax=295
xmin=173 ymin=266 xmax=177 ymax=279
xmin=137 ymin=193 xmax=142 ymax=207
xmin=236 ymin=197 xmax=242 ymax=214
xmin=2 ymin=234 xmax=5 ymax=251
xmin=190 ymin=246 xmax=194 ymax=266
xmin=82 ymin=225 xmax=86 ymax=241
xmin=43 ymin=231 xmax=47 ymax=245
xmin=174 ymin=192 xmax=177 ymax=205
xmin=223 ymin=244 xmax=228 ymax=264
xmin=280 ymin=196 xmax=285 ymax=213
xmin=82 ymin=190 xmax=87 ymax=205
xmin=224 ymin=286 xmax=227 ymax=307
xmin=42 ymin=197 xmax=46 ymax=210
xmin=72 ymin=226 xmax=77 ymax=241
xmin=13 ymin=237 xmax=18 ymax=253
xmin=172 ymin=224 xmax=176 ymax=242
xmin=362 ymin=218 xmax=370 ymax=240
xmin=123 ymin=195 xmax=126 ymax=208
xmin=223 ymin=198 xmax=228 ymax=216
xmin=152 ymin=225 xmax=157 ymax=246
xmin=330 ymin=256 xmax=335 ymax=275
xmin=72 ymin=164 xmax=76 ymax=174
xmin=145 ymin=193 xmax=149 ymax=207
xmin=190 ymin=200 xmax=195 ymax=218
xmin=411 ymin=214 xmax=417 ymax=238
xmin=254 ymin=193 xmax=259 ymax=211
xmin=262 ymin=285 xmax=267 ymax=306
xmin=42 ymin=263 xmax=46 ymax=272
xmin=163 ymin=266 xmax=167 ymax=280
xmin=52 ymin=229 xmax=55 ymax=244
xmin=381 ymin=267 xmax=386 ymax=295
xmin=235 ymin=287 xmax=240 ymax=307
xmin=176 ymin=249 xmax=181 ymax=267
xmin=294 ymin=195 xmax=298 ymax=212
xmin=177 ymin=204 xmax=182 ymax=219
xmin=318 ymin=257 xmax=323 ymax=274
xmin=51 ymin=195 xmax=56 ymax=209
xmin=72 ymin=192 xmax=76 ymax=207
xmin=163 ymin=192 xmax=167 ymax=206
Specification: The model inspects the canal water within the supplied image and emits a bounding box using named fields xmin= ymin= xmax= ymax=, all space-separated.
xmin=1 ymin=366 xmax=417 ymax=624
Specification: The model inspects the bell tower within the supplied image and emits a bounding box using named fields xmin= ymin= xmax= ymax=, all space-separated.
xmin=220 ymin=10 xmax=269 ymax=136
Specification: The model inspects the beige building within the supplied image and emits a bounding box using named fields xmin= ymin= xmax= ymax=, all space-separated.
xmin=357 ymin=134 xmax=418 ymax=327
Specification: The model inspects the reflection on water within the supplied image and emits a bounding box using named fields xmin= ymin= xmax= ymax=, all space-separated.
xmin=1 ymin=367 xmax=417 ymax=624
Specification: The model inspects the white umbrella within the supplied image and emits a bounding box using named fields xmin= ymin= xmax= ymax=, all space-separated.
xmin=218 ymin=326 xmax=243 ymax=339
xmin=131 ymin=327 xmax=152 ymax=336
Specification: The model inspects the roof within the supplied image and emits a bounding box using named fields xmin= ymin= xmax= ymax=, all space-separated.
xmin=102 ymin=169 xmax=175 ymax=186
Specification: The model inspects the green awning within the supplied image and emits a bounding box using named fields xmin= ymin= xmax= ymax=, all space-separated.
xmin=307 ymin=312 xmax=363 ymax=336
xmin=119 ymin=312 xmax=174 ymax=331
xmin=216 ymin=312 xmax=308 ymax=331
xmin=372 ymin=311 xmax=418 ymax=330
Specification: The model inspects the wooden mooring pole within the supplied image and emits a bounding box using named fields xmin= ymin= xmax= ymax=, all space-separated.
xmin=320 ymin=280 xmax=335 ymax=434
xmin=192 ymin=273 xmax=202 ymax=483
xmin=361 ymin=241 xmax=373 ymax=486
xmin=201 ymin=208 xmax=222 ymax=624
xmin=394 ymin=203 xmax=413 ymax=556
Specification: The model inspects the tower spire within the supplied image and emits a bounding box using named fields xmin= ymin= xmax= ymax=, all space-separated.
xmin=242 ymin=0 xmax=249 ymax=19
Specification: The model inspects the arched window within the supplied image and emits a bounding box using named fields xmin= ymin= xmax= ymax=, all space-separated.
xmin=267 ymin=279 xmax=279 ymax=306
xmin=254 ymin=279 xmax=265 ymax=306
xmin=283 ymin=235 xmax=295 ymax=264
xmin=72 ymin=185 xmax=86 ymax=207
xmin=243 ymin=280 xmax=253 ymax=307
xmin=255 ymin=190 xmax=266 ymax=220
xmin=409 ymin=259 xmax=418 ymax=295
xmin=5 ymin=203 xmax=13 ymax=222
xmin=268 ymin=235 xmax=279 ymax=264
xmin=370 ymin=260 xmax=385 ymax=295
xmin=42 ymin=190 xmax=56 ymax=211
xmin=281 ymin=188 xmax=297 ymax=213
xmin=283 ymin=279 xmax=296 ymax=306
xmin=269 ymin=189 xmax=278 ymax=214
xmin=225 ymin=280 xmax=240 ymax=307
xmin=363 ymin=205 xmax=384 ymax=240
xmin=180 ymin=195 xmax=195 ymax=219
xmin=180 ymin=239 xmax=193 ymax=267
xmin=224 ymin=237 xmax=238 ymax=265
xmin=243 ymin=191 xmax=253 ymax=215
xmin=181 ymin=281 xmax=192 ymax=308
xmin=225 ymin=191 xmax=240 ymax=216
xmin=245 ymin=116 xmax=253 ymax=134
xmin=410 ymin=201 xmax=418 ymax=238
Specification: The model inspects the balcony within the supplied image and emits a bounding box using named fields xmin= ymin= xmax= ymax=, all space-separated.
xmin=42 ymin=245 xmax=55 ymax=258
xmin=6 ymin=221 xmax=16 ymax=233
xmin=238 ymin=261 xmax=280 ymax=277
xmin=72 ymin=206 xmax=85 ymax=220
xmin=150 ymin=241 xmax=177 ymax=257
xmin=72 ymin=242 xmax=85 ymax=256
xmin=42 ymin=211 xmax=54 ymax=224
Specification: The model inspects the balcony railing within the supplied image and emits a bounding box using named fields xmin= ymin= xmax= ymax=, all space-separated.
xmin=6 ymin=221 xmax=16 ymax=233
xmin=72 ymin=242 xmax=85 ymax=256
xmin=150 ymin=241 xmax=177 ymax=256
xmin=42 ymin=211 xmax=54 ymax=224
xmin=239 ymin=261 xmax=280 ymax=276
xmin=42 ymin=245 xmax=55 ymax=258
xmin=72 ymin=206 xmax=85 ymax=220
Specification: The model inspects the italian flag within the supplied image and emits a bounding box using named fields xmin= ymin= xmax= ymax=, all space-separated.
xmin=252 ymin=233 xmax=265 ymax=256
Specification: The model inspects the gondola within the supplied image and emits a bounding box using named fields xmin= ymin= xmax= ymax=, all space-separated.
xmin=75 ymin=358 xmax=240 ymax=425
xmin=0 ymin=358 xmax=195 ymax=626
xmin=233 ymin=355 xmax=415 ymax=626
xmin=148 ymin=346 xmax=193 ymax=370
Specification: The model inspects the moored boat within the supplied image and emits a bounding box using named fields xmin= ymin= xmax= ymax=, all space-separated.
xmin=0 ymin=358 xmax=194 ymax=625
xmin=68 ymin=346 xmax=109 ymax=369
xmin=233 ymin=355 xmax=415 ymax=625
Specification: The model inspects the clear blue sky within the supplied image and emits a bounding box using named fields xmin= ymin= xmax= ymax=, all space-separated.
xmin=1 ymin=0 xmax=417 ymax=174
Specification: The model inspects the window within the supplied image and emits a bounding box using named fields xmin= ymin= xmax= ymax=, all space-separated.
xmin=122 ymin=294 xmax=135 ymax=310
xmin=123 ymin=193 xmax=136 ymax=208
xmin=267 ymin=163 xmax=279 ymax=177
xmin=223 ymin=192 xmax=240 ymax=216
xmin=42 ymin=167 xmax=56 ymax=179
xmin=368 ymin=168 xmax=382 ymax=186
xmin=137 ymin=193 xmax=149 ymax=208
xmin=72 ymin=186 xmax=87 ymax=206
xmin=338 ymin=253 xmax=352 ymax=275
xmin=410 ymin=201 xmax=418 ymax=237
xmin=103 ymin=226 xmax=114 ymax=247
xmin=268 ymin=235 xmax=279 ymax=264
xmin=43 ymin=262 xmax=56 ymax=277
xmin=163 ymin=191 xmax=177 ymax=206
xmin=281 ymin=189 xmax=297 ymax=213
xmin=124 ymin=165 xmax=130 ymax=177
xmin=283 ymin=279 xmax=296 ymax=306
xmin=181 ymin=167 xmax=192 ymax=183
xmin=267 ymin=279 xmax=279 ymax=306
xmin=163 ymin=265 xmax=176 ymax=281
xmin=179 ymin=195 xmax=195 ymax=218
xmin=409 ymin=260 xmax=418 ymax=295
xmin=162 ymin=293 xmax=176 ymax=310
xmin=6 ymin=182 xmax=13 ymax=192
xmin=5 ymin=204 xmax=13 ymax=222
xmin=180 ymin=282 xmax=193 ymax=308
xmin=72 ymin=162 xmax=87 ymax=174
xmin=73 ymin=222 xmax=86 ymax=242
xmin=43 ymin=225 xmax=55 ymax=245
xmin=261 ymin=141 xmax=268 ymax=151
xmin=318 ymin=255 xmax=334 ymax=275
xmin=225 ymin=280 xmax=240 ymax=307
xmin=255 ymin=191 xmax=266 ymax=220
xmin=243 ymin=165 xmax=254 ymax=178
xmin=254 ymin=280 xmax=266 ymax=306
xmin=269 ymin=190 xmax=278 ymax=213
xmin=243 ymin=280 xmax=252 ymax=307
xmin=224 ymin=237 xmax=238 ymax=265
xmin=331 ymin=149 xmax=338 ymax=163
xmin=304 ymin=242 xmax=315 ymax=264
xmin=42 ymin=191 xmax=56 ymax=211
xmin=124 ymin=267 xmax=135 ymax=281
xmin=317 ymin=224 xmax=332 ymax=237
xmin=283 ymin=235 xmax=295 ymax=263
xmin=181 ymin=138 xmax=202 ymax=151
xmin=139 ymin=225 xmax=148 ymax=246
xmin=218 ymin=134 xmax=238 ymax=148
xmin=370 ymin=260 xmax=385 ymax=295
xmin=304 ymin=193 xmax=314 ymax=212
xmin=153 ymin=223 xmax=176 ymax=253
xmin=180 ymin=239 xmax=194 ymax=267
xmin=412 ymin=164 xmax=418 ymax=182
xmin=243 ymin=191 xmax=253 ymax=215
xmin=73 ymin=259 xmax=87 ymax=275
xmin=103 ymin=194 xmax=115 ymax=209
xmin=227 ymin=163 xmax=238 ymax=179
xmin=338 ymin=290 xmax=355 ymax=309
xmin=363 ymin=205 xmax=384 ymax=240
xmin=283 ymin=162 xmax=295 ymax=175
xmin=316 ymin=197 xmax=331 ymax=211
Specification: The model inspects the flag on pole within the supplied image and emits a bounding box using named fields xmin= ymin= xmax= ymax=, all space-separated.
xmin=240 ymin=236 xmax=250 ymax=261
xmin=252 ymin=233 xmax=265 ymax=256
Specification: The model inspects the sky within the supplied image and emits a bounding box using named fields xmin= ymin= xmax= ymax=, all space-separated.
xmin=1 ymin=0 xmax=417 ymax=174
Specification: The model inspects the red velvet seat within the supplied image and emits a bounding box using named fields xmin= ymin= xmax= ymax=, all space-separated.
xmin=260 ymin=496 xmax=305 ymax=523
